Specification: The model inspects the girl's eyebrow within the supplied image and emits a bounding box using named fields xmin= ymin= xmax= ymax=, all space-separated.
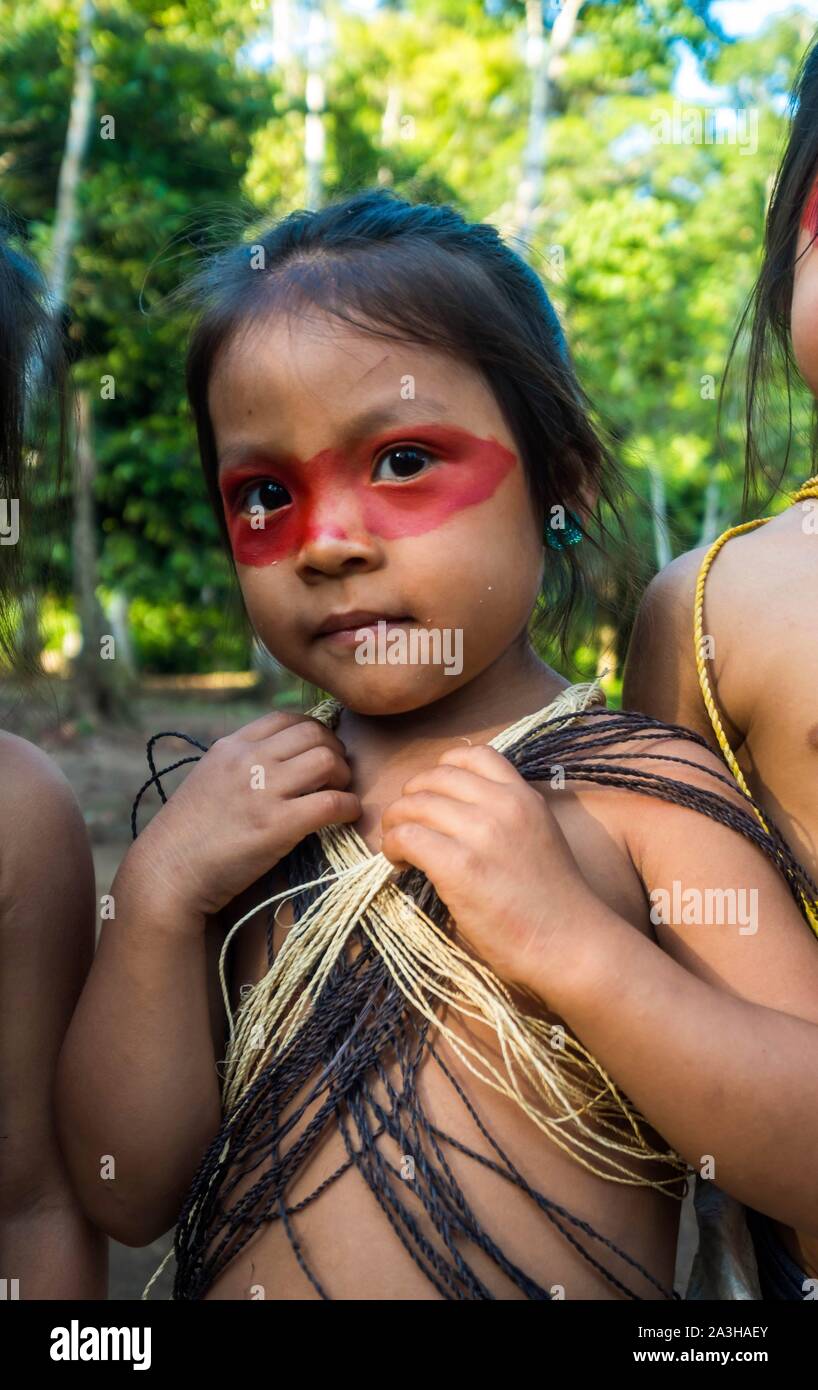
xmin=217 ymin=397 xmax=450 ymax=474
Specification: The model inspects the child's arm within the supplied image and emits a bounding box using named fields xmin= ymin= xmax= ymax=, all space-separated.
xmin=0 ymin=734 xmax=107 ymax=1298
xmin=380 ymin=740 xmax=818 ymax=1235
xmin=56 ymin=711 xmax=360 ymax=1247
xmin=55 ymin=857 xmax=225 ymax=1247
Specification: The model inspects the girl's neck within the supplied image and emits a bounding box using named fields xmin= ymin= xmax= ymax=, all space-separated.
xmin=335 ymin=632 xmax=569 ymax=761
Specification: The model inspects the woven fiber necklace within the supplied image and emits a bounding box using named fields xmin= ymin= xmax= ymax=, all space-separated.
xmin=134 ymin=682 xmax=817 ymax=1301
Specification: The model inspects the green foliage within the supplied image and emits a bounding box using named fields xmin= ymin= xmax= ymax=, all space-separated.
xmin=127 ymin=594 xmax=248 ymax=671
xmin=2 ymin=0 xmax=814 ymax=675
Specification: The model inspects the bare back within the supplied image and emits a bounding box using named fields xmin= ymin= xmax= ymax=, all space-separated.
xmin=624 ymin=501 xmax=818 ymax=887
xmin=624 ymin=495 xmax=818 ymax=1277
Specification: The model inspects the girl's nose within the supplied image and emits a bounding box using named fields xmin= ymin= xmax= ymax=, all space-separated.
xmin=294 ymin=512 xmax=383 ymax=579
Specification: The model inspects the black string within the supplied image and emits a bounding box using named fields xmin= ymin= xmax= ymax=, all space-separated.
xmin=128 ymin=707 xmax=815 ymax=1301
xmin=130 ymin=730 xmax=209 ymax=839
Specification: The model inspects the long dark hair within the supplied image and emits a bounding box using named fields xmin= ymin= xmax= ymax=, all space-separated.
xmin=723 ymin=33 xmax=818 ymax=508
xmin=0 ymin=217 xmax=68 ymax=674
xmin=175 ymin=187 xmax=632 ymax=654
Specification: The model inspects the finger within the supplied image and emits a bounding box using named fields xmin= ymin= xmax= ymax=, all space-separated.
xmin=381 ymin=790 xmax=481 ymax=842
xmin=437 ymin=742 xmax=520 ymax=785
xmin=260 ymin=718 xmax=348 ymax=763
xmin=274 ymin=744 xmax=353 ymax=798
xmin=381 ymin=819 xmax=455 ymax=876
xmin=285 ymin=788 xmax=362 ymax=842
xmin=234 ymin=710 xmax=320 ymax=744
xmin=400 ymin=763 xmax=498 ymax=805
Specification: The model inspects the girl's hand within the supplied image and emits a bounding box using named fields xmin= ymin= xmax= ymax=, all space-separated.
xmin=380 ymin=742 xmax=600 ymax=989
xmin=122 ymin=711 xmax=361 ymax=921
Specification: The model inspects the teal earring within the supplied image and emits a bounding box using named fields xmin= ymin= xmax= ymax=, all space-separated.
xmin=544 ymin=509 xmax=583 ymax=550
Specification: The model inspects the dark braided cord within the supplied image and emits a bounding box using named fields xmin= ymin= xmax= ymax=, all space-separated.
xmin=127 ymin=709 xmax=810 ymax=1302
xmin=170 ymin=829 xmax=679 ymax=1301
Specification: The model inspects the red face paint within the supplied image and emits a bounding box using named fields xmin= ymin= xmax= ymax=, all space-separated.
xmin=802 ymin=177 xmax=818 ymax=235
xmin=218 ymin=424 xmax=517 ymax=567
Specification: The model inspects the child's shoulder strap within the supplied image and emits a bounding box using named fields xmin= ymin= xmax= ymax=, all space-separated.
xmin=791 ymin=472 xmax=818 ymax=503
xmin=693 ymin=516 xmax=768 ymax=803
xmin=693 ymin=476 xmax=818 ymax=936
xmin=694 ymin=472 xmax=818 ymax=788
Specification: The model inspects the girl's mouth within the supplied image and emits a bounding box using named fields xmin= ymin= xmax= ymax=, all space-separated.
xmin=315 ymin=611 xmax=415 ymax=645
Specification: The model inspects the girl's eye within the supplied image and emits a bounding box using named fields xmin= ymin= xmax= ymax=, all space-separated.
xmin=372 ymin=445 xmax=436 ymax=483
xmin=240 ymin=479 xmax=292 ymax=514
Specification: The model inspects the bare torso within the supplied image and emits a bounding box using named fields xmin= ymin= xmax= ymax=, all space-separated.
xmin=201 ymin=700 xmax=681 ymax=1301
xmin=706 ymin=508 xmax=818 ymax=883
xmin=624 ymin=498 xmax=818 ymax=1278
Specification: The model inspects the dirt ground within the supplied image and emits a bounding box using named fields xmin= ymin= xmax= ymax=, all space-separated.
xmin=8 ymin=674 xmax=698 ymax=1300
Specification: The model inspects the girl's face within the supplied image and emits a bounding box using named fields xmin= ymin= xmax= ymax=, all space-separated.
xmin=791 ymin=181 xmax=818 ymax=396
xmin=208 ymin=309 xmax=545 ymax=715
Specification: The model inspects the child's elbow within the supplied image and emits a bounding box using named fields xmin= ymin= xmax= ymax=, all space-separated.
xmin=107 ymin=1209 xmax=176 ymax=1250
xmin=75 ymin=1183 xmax=178 ymax=1250
xmin=54 ymin=1105 xmax=181 ymax=1250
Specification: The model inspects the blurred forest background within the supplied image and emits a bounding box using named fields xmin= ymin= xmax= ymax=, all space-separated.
xmin=2 ymin=0 xmax=818 ymax=721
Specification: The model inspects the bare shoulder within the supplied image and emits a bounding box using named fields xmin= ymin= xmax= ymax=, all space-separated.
xmin=561 ymin=712 xmax=746 ymax=812
xmin=580 ymin=717 xmax=818 ymax=1013
xmin=622 ymin=547 xmax=714 ymax=739
xmin=0 ymin=739 xmax=97 ymax=1209
xmin=0 ymin=730 xmax=93 ymax=902
xmin=552 ymin=710 xmax=753 ymax=860
xmin=634 ymin=544 xmax=708 ymax=626
xmin=0 ymin=731 xmax=95 ymax=1010
xmin=0 ymin=729 xmax=85 ymax=831
xmin=709 ymin=503 xmax=818 ymax=599
xmin=625 ymin=507 xmax=814 ymax=715
xmin=542 ymin=711 xmax=748 ymax=865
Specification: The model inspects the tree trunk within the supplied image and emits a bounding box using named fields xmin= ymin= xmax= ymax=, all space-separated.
xmin=17 ymin=589 xmax=44 ymax=674
xmin=699 ymin=477 xmax=721 ymax=547
xmin=49 ymin=2 xmax=129 ymax=717
xmin=70 ymin=389 xmax=132 ymax=721
xmin=648 ymin=463 xmax=673 ymax=572
xmin=48 ymin=0 xmax=95 ymax=316
xmin=105 ymin=590 xmax=135 ymax=676
xmin=513 ymin=0 xmax=583 ymax=245
xmin=304 ymin=3 xmax=328 ymax=211
xmin=19 ymin=0 xmax=96 ymax=678
xmin=273 ymin=0 xmax=301 ymax=102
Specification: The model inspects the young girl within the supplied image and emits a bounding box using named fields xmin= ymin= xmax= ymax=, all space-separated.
xmin=624 ymin=35 xmax=818 ymax=1300
xmin=0 ymin=229 xmax=105 ymax=1297
xmin=58 ymin=189 xmax=818 ymax=1301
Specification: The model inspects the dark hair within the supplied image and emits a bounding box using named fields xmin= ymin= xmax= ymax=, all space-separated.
xmin=176 ymin=187 xmax=629 ymax=653
xmin=0 ymin=220 xmax=68 ymax=674
xmin=724 ymin=33 xmax=818 ymax=508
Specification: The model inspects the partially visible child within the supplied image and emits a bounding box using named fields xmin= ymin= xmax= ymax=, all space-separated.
xmin=0 ymin=228 xmax=105 ymax=1297
xmin=624 ymin=35 xmax=818 ymax=1298
xmin=59 ymin=189 xmax=818 ymax=1300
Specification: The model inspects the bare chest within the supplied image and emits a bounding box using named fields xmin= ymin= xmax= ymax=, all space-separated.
xmin=732 ymin=640 xmax=818 ymax=881
xmin=709 ymin=513 xmax=818 ymax=878
xmin=202 ymin=769 xmax=671 ymax=1301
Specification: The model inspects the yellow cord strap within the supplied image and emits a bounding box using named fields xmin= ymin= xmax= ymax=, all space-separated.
xmin=693 ymin=476 xmax=818 ymax=936
xmin=791 ymin=473 xmax=818 ymax=503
